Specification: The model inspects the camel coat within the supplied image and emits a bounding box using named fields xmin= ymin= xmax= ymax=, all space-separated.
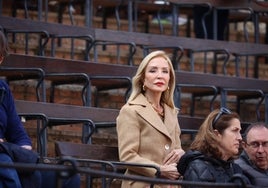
xmin=116 ymin=94 xmax=182 ymax=188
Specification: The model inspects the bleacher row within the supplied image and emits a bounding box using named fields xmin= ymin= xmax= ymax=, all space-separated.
xmin=0 ymin=1 xmax=268 ymax=187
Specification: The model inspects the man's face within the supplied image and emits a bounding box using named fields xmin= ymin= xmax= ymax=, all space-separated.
xmin=243 ymin=127 xmax=268 ymax=170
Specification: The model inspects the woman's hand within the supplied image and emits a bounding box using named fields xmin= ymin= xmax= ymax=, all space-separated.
xmin=0 ymin=139 xmax=32 ymax=150
xmin=21 ymin=145 xmax=32 ymax=150
xmin=163 ymin=148 xmax=185 ymax=165
xmin=160 ymin=163 xmax=180 ymax=180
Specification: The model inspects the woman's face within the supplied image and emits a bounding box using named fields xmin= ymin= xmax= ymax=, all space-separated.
xmin=217 ymin=118 xmax=242 ymax=160
xmin=143 ymin=56 xmax=170 ymax=93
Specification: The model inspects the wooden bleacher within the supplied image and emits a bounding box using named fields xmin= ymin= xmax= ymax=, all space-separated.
xmin=3 ymin=53 xmax=268 ymax=122
xmin=0 ymin=15 xmax=267 ymax=117
xmin=1 ymin=16 xmax=268 ymax=76
xmin=15 ymin=99 xmax=204 ymax=159
xmin=0 ymin=3 xmax=267 ymax=187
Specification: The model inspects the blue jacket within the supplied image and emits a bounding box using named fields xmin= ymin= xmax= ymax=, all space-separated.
xmin=0 ymin=80 xmax=32 ymax=146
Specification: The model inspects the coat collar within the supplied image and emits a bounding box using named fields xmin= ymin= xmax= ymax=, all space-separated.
xmin=128 ymin=94 xmax=176 ymax=139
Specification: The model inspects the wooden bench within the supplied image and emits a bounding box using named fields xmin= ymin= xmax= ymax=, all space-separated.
xmin=15 ymin=99 xmax=100 ymax=157
xmin=0 ymin=16 xmax=140 ymax=106
xmin=0 ymin=16 xmax=224 ymax=71
xmin=15 ymin=99 xmax=207 ymax=160
xmin=0 ymin=53 xmax=199 ymax=113
xmin=1 ymin=13 xmax=265 ymax=112
xmin=2 ymin=15 xmax=263 ymax=111
xmin=5 ymin=53 xmax=268 ymax=122
xmin=15 ymin=98 xmax=252 ymax=145
xmin=15 ymin=99 xmax=118 ymax=156
xmin=14 ymin=99 xmax=205 ymax=135
xmin=0 ymin=16 xmax=94 ymax=60
xmin=55 ymin=141 xmax=120 ymax=188
xmin=0 ymin=16 xmax=184 ymax=67
xmin=15 ymin=99 xmax=203 ymax=187
xmin=1 ymin=14 xmax=268 ymax=76
xmin=53 ymin=141 xmax=251 ymax=188
xmin=54 ymin=141 xmax=162 ymax=188
xmin=175 ymin=70 xmax=267 ymax=121
xmin=2 ymin=54 xmax=132 ymax=107
xmin=0 ymin=67 xmax=46 ymax=101
xmin=94 ymin=26 xmax=267 ymax=78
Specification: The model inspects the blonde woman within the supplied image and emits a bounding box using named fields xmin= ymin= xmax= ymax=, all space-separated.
xmin=116 ymin=51 xmax=184 ymax=188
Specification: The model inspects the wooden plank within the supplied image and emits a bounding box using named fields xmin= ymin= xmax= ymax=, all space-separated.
xmin=5 ymin=54 xmax=268 ymax=122
xmin=15 ymin=100 xmax=119 ymax=124
xmin=14 ymin=99 xmax=203 ymax=132
xmin=4 ymin=54 xmax=268 ymax=93
xmin=1 ymin=16 xmax=268 ymax=75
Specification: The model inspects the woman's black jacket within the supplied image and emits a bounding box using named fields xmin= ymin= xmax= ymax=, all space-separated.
xmin=177 ymin=150 xmax=250 ymax=185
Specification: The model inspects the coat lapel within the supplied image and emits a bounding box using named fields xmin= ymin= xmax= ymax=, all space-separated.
xmin=129 ymin=94 xmax=173 ymax=139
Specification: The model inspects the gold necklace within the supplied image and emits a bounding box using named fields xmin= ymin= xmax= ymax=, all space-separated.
xmin=151 ymin=103 xmax=164 ymax=117
xmin=146 ymin=96 xmax=164 ymax=117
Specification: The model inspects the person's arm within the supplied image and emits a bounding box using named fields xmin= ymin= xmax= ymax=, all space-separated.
xmin=20 ymin=145 xmax=32 ymax=150
xmin=116 ymin=105 xmax=159 ymax=177
xmin=0 ymin=82 xmax=32 ymax=148
xmin=183 ymin=160 xmax=214 ymax=182
xmin=163 ymin=119 xmax=185 ymax=165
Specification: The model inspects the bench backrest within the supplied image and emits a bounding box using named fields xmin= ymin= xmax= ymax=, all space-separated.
xmin=177 ymin=70 xmax=268 ymax=92
xmin=5 ymin=54 xmax=268 ymax=93
xmin=55 ymin=141 xmax=119 ymax=161
xmin=3 ymin=53 xmax=136 ymax=76
xmin=2 ymin=16 xmax=268 ymax=65
xmin=14 ymin=99 xmax=204 ymax=131
xmin=2 ymin=15 xmax=267 ymax=55
xmin=2 ymin=15 xmax=268 ymax=76
xmin=15 ymin=99 xmax=119 ymax=124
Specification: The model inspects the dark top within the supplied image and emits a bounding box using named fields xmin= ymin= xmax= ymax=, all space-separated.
xmin=0 ymin=80 xmax=31 ymax=146
xmin=177 ymin=150 xmax=250 ymax=185
xmin=235 ymin=151 xmax=268 ymax=188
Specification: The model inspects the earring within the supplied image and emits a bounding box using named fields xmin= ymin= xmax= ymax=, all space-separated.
xmin=142 ymin=85 xmax=146 ymax=91
xmin=167 ymin=86 xmax=169 ymax=91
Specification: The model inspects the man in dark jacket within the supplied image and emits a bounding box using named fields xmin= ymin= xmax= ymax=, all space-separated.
xmin=235 ymin=122 xmax=268 ymax=187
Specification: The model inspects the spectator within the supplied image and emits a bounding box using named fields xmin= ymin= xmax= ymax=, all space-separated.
xmin=0 ymin=30 xmax=80 ymax=188
xmin=0 ymin=29 xmax=40 ymax=188
xmin=177 ymin=107 xmax=250 ymax=185
xmin=235 ymin=122 xmax=268 ymax=186
xmin=193 ymin=6 xmax=229 ymax=40
xmin=116 ymin=50 xmax=185 ymax=187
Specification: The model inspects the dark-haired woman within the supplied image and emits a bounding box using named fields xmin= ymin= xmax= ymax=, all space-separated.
xmin=177 ymin=108 xmax=250 ymax=185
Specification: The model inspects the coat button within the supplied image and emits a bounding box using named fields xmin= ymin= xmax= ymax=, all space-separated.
xmin=165 ymin=144 xmax=170 ymax=150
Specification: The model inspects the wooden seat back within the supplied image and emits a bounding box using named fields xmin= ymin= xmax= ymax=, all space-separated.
xmin=55 ymin=141 xmax=119 ymax=161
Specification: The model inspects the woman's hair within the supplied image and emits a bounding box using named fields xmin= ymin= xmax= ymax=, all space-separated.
xmin=127 ymin=50 xmax=176 ymax=108
xmin=190 ymin=108 xmax=240 ymax=159
xmin=0 ymin=31 xmax=9 ymax=58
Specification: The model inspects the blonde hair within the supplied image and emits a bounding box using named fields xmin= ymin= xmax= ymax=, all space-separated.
xmin=128 ymin=50 xmax=176 ymax=109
